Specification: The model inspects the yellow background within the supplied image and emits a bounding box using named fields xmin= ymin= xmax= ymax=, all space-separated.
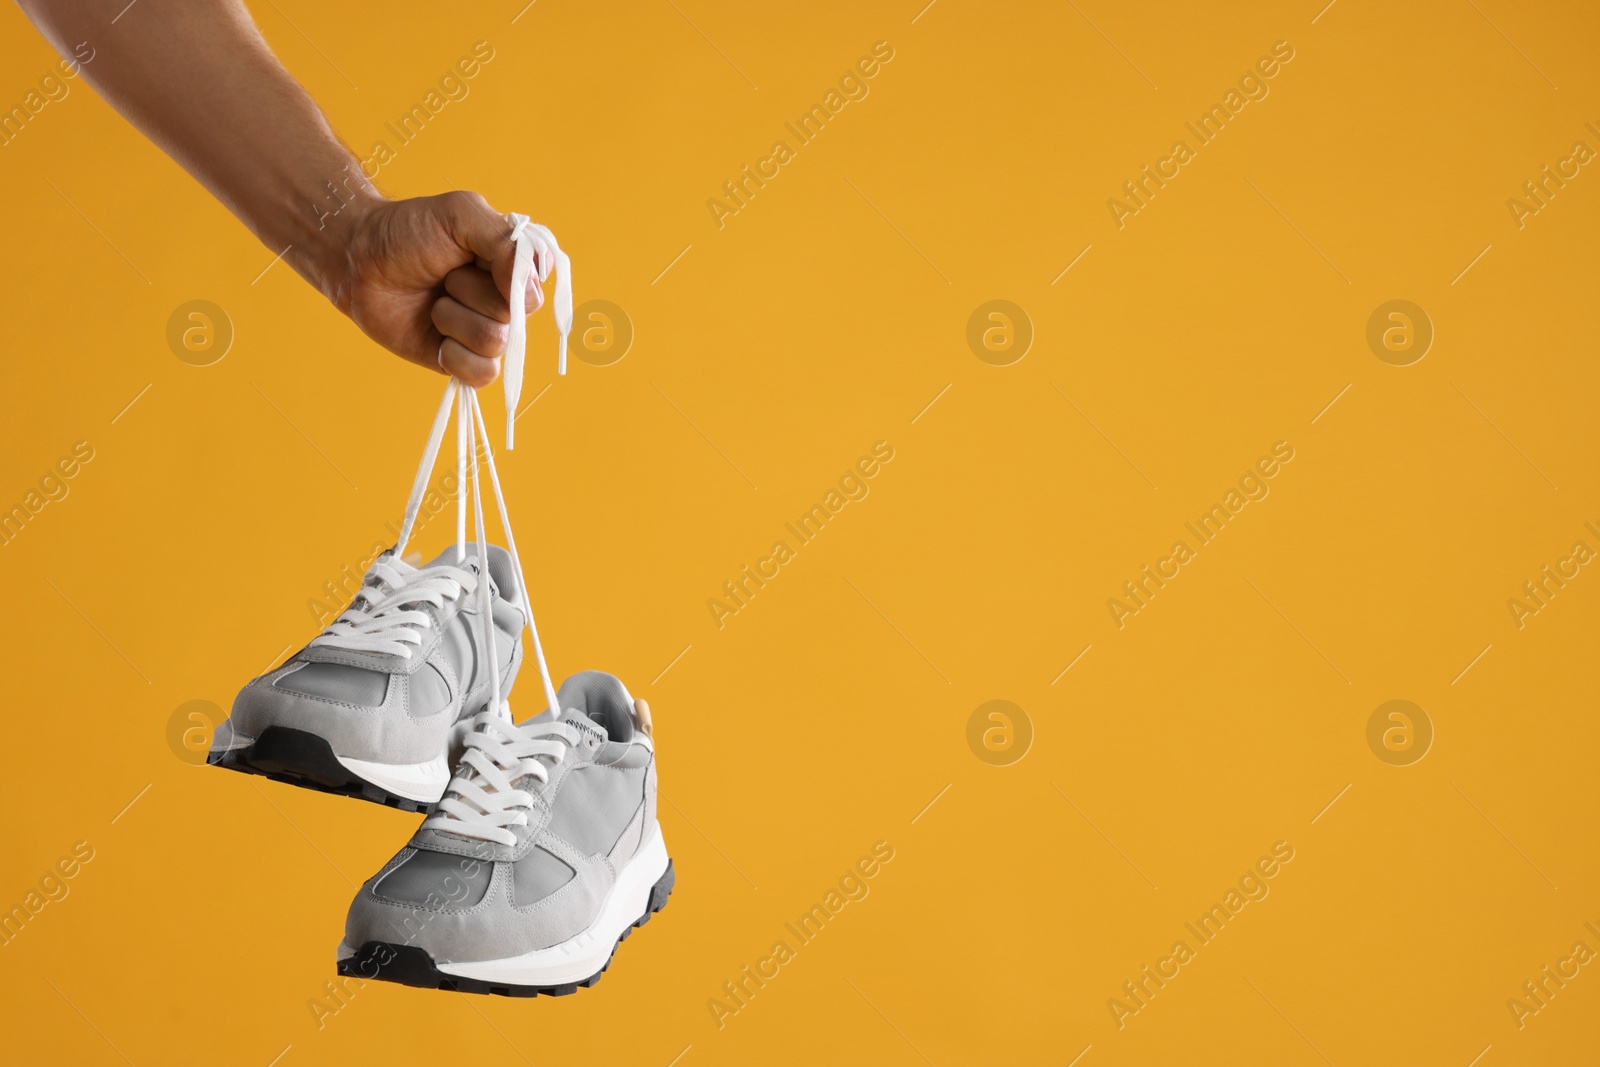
xmin=2 ymin=1 xmax=1597 ymax=1064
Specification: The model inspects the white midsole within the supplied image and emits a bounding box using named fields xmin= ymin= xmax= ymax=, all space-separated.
xmin=439 ymin=825 xmax=670 ymax=986
xmin=207 ymin=722 xmax=449 ymax=803
xmin=207 ymin=720 xmax=255 ymax=754
xmin=210 ymin=710 xmax=493 ymax=802
xmin=336 ymin=713 xmax=485 ymax=801
xmin=335 ymin=753 xmax=450 ymax=802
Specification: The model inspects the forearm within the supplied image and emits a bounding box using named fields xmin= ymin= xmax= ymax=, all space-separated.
xmin=19 ymin=0 xmax=535 ymax=387
xmin=18 ymin=0 xmax=379 ymax=300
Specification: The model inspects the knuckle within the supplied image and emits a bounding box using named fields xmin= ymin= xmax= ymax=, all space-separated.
xmin=476 ymin=319 xmax=510 ymax=353
xmin=443 ymin=189 xmax=489 ymax=215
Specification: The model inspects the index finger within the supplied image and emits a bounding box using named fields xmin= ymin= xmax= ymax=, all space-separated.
xmin=435 ymin=191 xmax=517 ymax=300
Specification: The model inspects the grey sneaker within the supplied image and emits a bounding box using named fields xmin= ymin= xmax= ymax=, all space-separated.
xmin=335 ymin=671 xmax=673 ymax=996
xmin=207 ymin=545 xmax=527 ymax=812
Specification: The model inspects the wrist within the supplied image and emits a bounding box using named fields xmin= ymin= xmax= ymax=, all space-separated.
xmin=284 ymin=171 xmax=387 ymax=313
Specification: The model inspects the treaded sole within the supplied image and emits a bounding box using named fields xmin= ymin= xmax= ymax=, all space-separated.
xmin=207 ymin=726 xmax=439 ymax=814
xmin=336 ymin=859 xmax=675 ymax=997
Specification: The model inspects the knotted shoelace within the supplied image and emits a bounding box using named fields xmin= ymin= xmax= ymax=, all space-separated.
xmin=423 ymin=710 xmax=585 ymax=845
xmin=310 ymin=557 xmax=477 ymax=659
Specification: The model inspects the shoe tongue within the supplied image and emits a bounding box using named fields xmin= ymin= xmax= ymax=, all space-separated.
xmin=559 ymin=705 xmax=612 ymax=743
xmin=425 ymin=545 xmax=474 ymax=569
xmin=554 ymin=671 xmax=635 ymax=742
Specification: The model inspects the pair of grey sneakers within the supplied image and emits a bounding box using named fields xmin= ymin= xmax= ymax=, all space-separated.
xmin=208 ymin=544 xmax=672 ymax=996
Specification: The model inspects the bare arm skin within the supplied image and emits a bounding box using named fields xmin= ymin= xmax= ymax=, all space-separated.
xmin=18 ymin=0 xmax=537 ymax=387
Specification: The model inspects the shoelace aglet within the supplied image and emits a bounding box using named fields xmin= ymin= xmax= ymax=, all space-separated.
xmin=552 ymin=244 xmax=572 ymax=379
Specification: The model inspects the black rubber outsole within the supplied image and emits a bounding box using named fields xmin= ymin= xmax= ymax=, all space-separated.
xmin=207 ymin=726 xmax=439 ymax=814
xmin=336 ymin=859 xmax=676 ymax=997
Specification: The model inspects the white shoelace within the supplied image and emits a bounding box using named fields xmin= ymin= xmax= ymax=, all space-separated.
xmin=310 ymin=216 xmax=573 ymax=843
xmin=423 ymin=710 xmax=585 ymax=845
xmin=310 ymin=557 xmax=477 ymax=659
xmin=504 ymin=212 xmax=572 ymax=449
xmin=376 ymin=216 xmax=567 ymax=723
xmin=383 ymin=383 xmax=562 ymax=724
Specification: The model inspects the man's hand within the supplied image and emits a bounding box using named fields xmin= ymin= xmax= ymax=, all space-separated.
xmin=17 ymin=1 xmax=550 ymax=388
xmin=332 ymin=192 xmax=544 ymax=388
